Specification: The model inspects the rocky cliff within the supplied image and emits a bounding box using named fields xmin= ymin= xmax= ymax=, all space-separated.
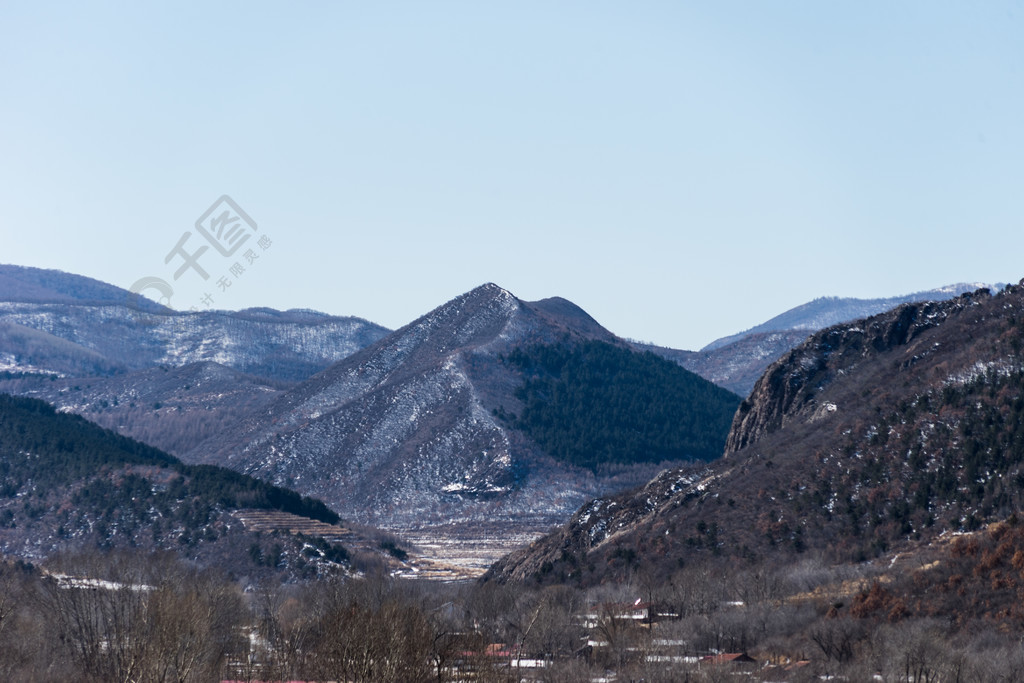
xmin=724 ymin=290 xmax=990 ymax=453
xmin=488 ymin=283 xmax=1024 ymax=586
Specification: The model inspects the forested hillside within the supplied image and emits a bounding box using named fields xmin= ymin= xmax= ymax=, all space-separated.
xmin=489 ymin=285 xmax=1024 ymax=585
xmin=0 ymin=394 xmax=337 ymax=524
xmin=502 ymin=341 xmax=742 ymax=470
xmin=0 ymin=393 xmax=409 ymax=579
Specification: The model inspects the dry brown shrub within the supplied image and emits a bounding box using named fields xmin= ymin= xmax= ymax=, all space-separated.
xmin=951 ymin=536 xmax=980 ymax=558
xmin=1010 ymin=549 xmax=1024 ymax=571
xmin=887 ymin=598 xmax=909 ymax=622
xmin=851 ymin=582 xmax=892 ymax=618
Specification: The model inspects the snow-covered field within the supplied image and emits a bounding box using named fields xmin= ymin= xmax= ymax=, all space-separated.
xmin=394 ymin=526 xmax=548 ymax=580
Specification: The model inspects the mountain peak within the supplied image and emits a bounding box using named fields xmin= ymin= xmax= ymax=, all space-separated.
xmin=190 ymin=282 xmax=670 ymax=535
xmin=702 ymin=282 xmax=1003 ymax=352
xmin=488 ymin=281 xmax=1024 ymax=587
xmin=464 ymin=282 xmax=518 ymax=305
xmin=524 ymin=296 xmax=612 ymax=340
xmin=475 ymin=282 xmax=511 ymax=294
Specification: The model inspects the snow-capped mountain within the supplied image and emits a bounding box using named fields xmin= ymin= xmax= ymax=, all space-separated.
xmin=703 ymin=283 xmax=1000 ymax=352
xmin=632 ymin=283 xmax=1006 ymax=397
xmin=0 ymin=265 xmax=390 ymax=382
xmin=186 ymin=284 xmax=733 ymax=534
xmin=188 ymin=285 xmax=608 ymax=528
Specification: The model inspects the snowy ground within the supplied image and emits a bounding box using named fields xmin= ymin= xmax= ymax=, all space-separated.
xmin=393 ymin=525 xmax=548 ymax=580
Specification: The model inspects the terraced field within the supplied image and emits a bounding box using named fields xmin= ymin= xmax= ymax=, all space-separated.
xmin=232 ymin=509 xmax=353 ymax=542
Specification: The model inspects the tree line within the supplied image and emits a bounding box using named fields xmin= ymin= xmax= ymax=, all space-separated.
xmin=5 ymin=544 xmax=1024 ymax=682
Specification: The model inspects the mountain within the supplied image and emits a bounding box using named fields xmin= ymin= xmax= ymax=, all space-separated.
xmin=0 ymin=264 xmax=390 ymax=382
xmin=634 ymin=283 xmax=1002 ymax=397
xmin=0 ymin=393 xmax=409 ymax=579
xmin=185 ymin=284 xmax=741 ymax=563
xmin=636 ymin=330 xmax=809 ymax=396
xmin=0 ymin=264 xmax=169 ymax=310
xmin=0 ymin=272 xmax=741 ymax=572
xmin=486 ymin=283 xmax=1024 ymax=585
xmin=702 ymin=282 xmax=998 ymax=351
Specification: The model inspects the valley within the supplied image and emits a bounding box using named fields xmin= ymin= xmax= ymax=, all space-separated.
xmin=3 ymin=265 xmax=1024 ymax=679
xmin=0 ymin=266 xmax=1010 ymax=574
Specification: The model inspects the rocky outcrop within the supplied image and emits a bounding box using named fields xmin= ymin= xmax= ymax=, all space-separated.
xmin=702 ymin=282 xmax=998 ymax=351
xmin=484 ymin=465 xmax=715 ymax=583
xmin=679 ymin=329 xmax=809 ymax=396
xmin=663 ymin=283 xmax=999 ymax=397
xmin=724 ymin=291 xmax=989 ymax=453
xmin=487 ymin=285 xmax=1024 ymax=587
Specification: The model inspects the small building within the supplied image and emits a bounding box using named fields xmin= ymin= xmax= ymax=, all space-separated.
xmin=578 ymin=599 xmax=651 ymax=628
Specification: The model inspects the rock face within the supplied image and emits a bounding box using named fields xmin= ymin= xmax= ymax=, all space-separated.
xmin=485 ymin=464 xmax=716 ymax=583
xmin=665 ymin=283 xmax=1000 ymax=397
xmin=702 ymin=283 xmax=998 ymax=351
xmin=679 ymin=330 xmax=809 ymax=396
xmin=724 ymin=294 xmax=978 ymax=453
xmin=487 ymin=284 xmax=1022 ymax=587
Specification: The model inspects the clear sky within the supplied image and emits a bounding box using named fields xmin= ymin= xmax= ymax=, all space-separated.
xmin=2 ymin=2 xmax=1022 ymax=350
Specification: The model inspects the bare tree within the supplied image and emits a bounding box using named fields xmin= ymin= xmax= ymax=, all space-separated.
xmin=664 ymin=564 xmax=727 ymax=618
xmin=525 ymin=584 xmax=586 ymax=661
xmin=36 ymin=550 xmax=153 ymax=682
xmin=35 ymin=550 xmax=243 ymax=683
xmin=135 ymin=563 xmax=244 ymax=683
xmin=808 ymin=617 xmax=865 ymax=666
xmin=248 ymin=581 xmax=319 ymax=681
xmin=306 ymin=574 xmax=435 ymax=683
xmin=0 ymin=560 xmax=62 ymax=680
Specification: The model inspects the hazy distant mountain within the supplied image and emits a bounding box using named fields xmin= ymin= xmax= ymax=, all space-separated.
xmin=488 ymin=284 xmax=1024 ymax=585
xmin=0 ymin=264 xmax=169 ymax=310
xmin=635 ymin=330 xmax=809 ymax=396
xmin=634 ymin=283 xmax=1004 ymax=397
xmin=0 ymin=264 xmax=390 ymax=382
xmin=188 ymin=284 xmax=740 ymax=536
xmin=702 ymin=282 xmax=1000 ymax=351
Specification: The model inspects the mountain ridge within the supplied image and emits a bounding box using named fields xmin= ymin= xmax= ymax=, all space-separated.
xmin=702 ymin=282 xmax=1000 ymax=351
xmin=0 ymin=392 xmax=412 ymax=579
xmin=185 ymin=283 xmax=737 ymax=554
xmin=0 ymin=264 xmax=391 ymax=383
xmin=485 ymin=282 xmax=1023 ymax=585
xmin=0 ymin=264 xmax=170 ymax=311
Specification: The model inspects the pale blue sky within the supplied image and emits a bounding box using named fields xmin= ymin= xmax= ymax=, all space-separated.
xmin=2 ymin=2 xmax=1022 ymax=349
